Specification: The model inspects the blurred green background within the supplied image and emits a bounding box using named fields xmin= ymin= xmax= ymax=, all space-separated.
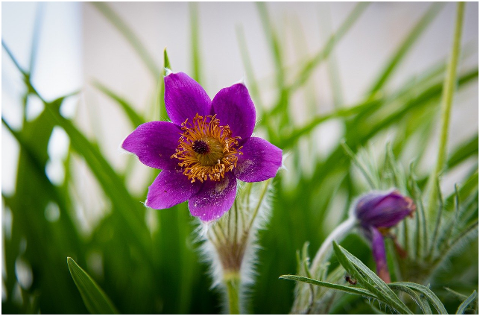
xmin=2 ymin=2 xmax=478 ymax=314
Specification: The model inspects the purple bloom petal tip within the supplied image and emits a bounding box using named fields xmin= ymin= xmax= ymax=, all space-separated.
xmin=189 ymin=173 xmax=237 ymax=222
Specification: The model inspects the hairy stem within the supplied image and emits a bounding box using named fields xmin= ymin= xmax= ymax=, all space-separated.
xmin=311 ymin=216 xmax=356 ymax=273
xmin=224 ymin=272 xmax=241 ymax=314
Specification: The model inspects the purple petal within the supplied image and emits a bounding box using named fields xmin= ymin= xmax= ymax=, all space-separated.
xmin=211 ymin=83 xmax=256 ymax=141
xmin=188 ymin=172 xmax=237 ymax=222
xmin=164 ymin=72 xmax=211 ymax=125
xmin=234 ymin=137 xmax=282 ymax=182
xmin=146 ymin=170 xmax=201 ymax=209
xmin=122 ymin=121 xmax=182 ymax=170
xmin=371 ymin=227 xmax=391 ymax=283
xmin=355 ymin=191 xmax=415 ymax=228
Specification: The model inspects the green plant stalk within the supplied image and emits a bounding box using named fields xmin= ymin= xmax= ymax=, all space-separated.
xmin=224 ymin=272 xmax=241 ymax=314
xmin=426 ymin=2 xmax=465 ymax=219
xmin=190 ymin=3 xmax=202 ymax=84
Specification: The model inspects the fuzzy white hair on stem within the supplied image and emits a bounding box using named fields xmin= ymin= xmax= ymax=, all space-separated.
xmin=195 ymin=179 xmax=275 ymax=313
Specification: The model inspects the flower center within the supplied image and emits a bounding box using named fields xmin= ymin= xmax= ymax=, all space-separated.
xmin=192 ymin=140 xmax=209 ymax=154
xmin=171 ymin=114 xmax=242 ymax=183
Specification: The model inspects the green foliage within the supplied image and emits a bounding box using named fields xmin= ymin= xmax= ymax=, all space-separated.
xmin=282 ymin=242 xmax=474 ymax=314
xmin=67 ymin=257 xmax=118 ymax=314
xmin=456 ymin=291 xmax=477 ymax=314
xmin=2 ymin=2 xmax=477 ymax=314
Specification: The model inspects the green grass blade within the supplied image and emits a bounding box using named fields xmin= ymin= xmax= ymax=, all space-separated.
xmin=445 ymin=287 xmax=469 ymax=300
xmin=93 ymin=81 xmax=145 ymax=127
xmin=367 ymin=3 xmax=444 ymax=94
xmin=340 ymin=142 xmax=378 ymax=189
xmin=2 ymin=40 xmax=28 ymax=76
xmin=189 ymin=3 xmax=202 ymax=84
xmin=281 ymin=96 xmax=382 ymax=149
xmin=67 ymin=257 xmax=118 ymax=314
xmin=390 ymin=282 xmax=448 ymax=314
xmin=44 ymin=104 xmax=152 ymax=251
xmin=389 ymin=283 xmax=432 ymax=314
xmin=156 ymin=48 xmax=171 ymax=121
xmin=28 ymin=3 xmax=44 ymax=76
xmin=456 ymin=290 xmax=477 ymax=314
xmin=163 ymin=48 xmax=171 ymax=73
xmin=447 ymin=134 xmax=478 ymax=169
xmin=280 ymin=275 xmax=377 ymax=298
xmin=92 ymin=3 xmax=159 ymax=79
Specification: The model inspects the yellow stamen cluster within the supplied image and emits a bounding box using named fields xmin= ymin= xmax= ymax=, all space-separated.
xmin=171 ymin=114 xmax=242 ymax=183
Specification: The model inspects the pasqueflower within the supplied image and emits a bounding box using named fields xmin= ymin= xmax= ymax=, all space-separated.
xmin=354 ymin=190 xmax=416 ymax=282
xmin=122 ymin=72 xmax=282 ymax=222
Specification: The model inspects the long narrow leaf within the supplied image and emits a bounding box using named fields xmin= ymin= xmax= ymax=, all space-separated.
xmin=189 ymin=3 xmax=202 ymax=84
xmin=67 ymin=257 xmax=118 ymax=314
xmin=390 ymin=282 xmax=448 ymax=314
xmin=456 ymin=290 xmax=477 ymax=314
xmin=280 ymin=275 xmax=377 ymax=298
xmin=333 ymin=242 xmax=413 ymax=314
xmin=389 ymin=283 xmax=432 ymax=314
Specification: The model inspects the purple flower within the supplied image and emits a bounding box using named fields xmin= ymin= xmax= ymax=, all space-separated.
xmin=354 ymin=190 xmax=416 ymax=283
xmin=122 ymin=72 xmax=282 ymax=222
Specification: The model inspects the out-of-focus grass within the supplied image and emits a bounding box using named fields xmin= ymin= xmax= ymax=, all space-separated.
xmin=2 ymin=2 xmax=478 ymax=314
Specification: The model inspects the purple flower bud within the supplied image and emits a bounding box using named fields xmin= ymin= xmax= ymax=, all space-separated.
xmin=354 ymin=190 xmax=415 ymax=283
xmin=355 ymin=190 xmax=416 ymax=229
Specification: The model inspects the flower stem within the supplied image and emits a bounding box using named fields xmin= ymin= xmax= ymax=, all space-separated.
xmin=311 ymin=215 xmax=356 ymax=272
xmin=224 ymin=272 xmax=241 ymax=314
xmin=426 ymin=2 xmax=465 ymax=219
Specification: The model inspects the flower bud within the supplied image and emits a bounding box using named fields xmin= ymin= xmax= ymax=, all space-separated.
xmin=355 ymin=190 xmax=416 ymax=230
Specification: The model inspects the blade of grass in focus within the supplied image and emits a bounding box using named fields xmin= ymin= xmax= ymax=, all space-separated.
xmin=333 ymin=242 xmax=413 ymax=314
xmin=280 ymin=275 xmax=377 ymax=298
xmin=67 ymin=257 xmax=118 ymax=314
xmin=456 ymin=290 xmax=477 ymax=314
